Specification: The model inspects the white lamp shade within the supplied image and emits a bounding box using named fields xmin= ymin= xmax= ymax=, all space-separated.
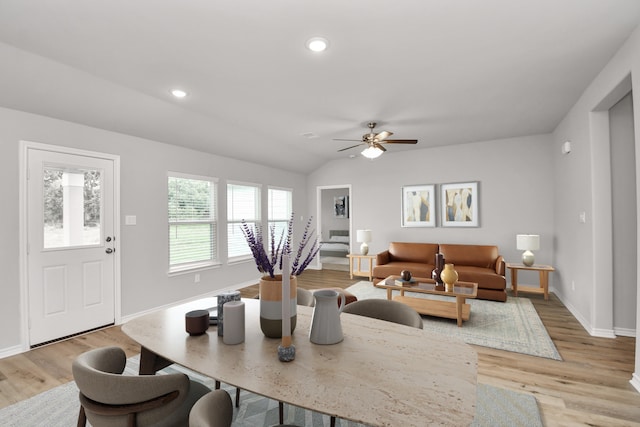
xmin=356 ymin=229 xmax=372 ymax=243
xmin=516 ymin=234 xmax=540 ymax=251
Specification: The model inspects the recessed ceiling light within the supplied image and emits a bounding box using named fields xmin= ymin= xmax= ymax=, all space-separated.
xmin=171 ymin=89 xmax=187 ymax=98
xmin=306 ymin=37 xmax=329 ymax=52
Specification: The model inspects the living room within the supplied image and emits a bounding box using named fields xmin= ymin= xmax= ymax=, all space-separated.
xmin=1 ymin=1 xmax=640 ymax=425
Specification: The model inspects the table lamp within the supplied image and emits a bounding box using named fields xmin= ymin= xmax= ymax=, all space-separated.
xmin=356 ymin=229 xmax=372 ymax=255
xmin=516 ymin=234 xmax=540 ymax=267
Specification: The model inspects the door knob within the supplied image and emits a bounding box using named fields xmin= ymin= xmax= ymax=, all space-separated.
xmin=106 ymin=248 xmax=114 ymax=254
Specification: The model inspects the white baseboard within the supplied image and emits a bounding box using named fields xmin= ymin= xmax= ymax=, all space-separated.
xmin=613 ymin=327 xmax=636 ymax=338
xmin=631 ymin=373 xmax=640 ymax=393
xmin=557 ymin=288 xmax=638 ymax=338
xmin=0 ymin=345 xmax=24 ymax=359
xmin=120 ymin=279 xmax=258 ymax=324
xmin=0 ymin=280 xmax=260 ymax=359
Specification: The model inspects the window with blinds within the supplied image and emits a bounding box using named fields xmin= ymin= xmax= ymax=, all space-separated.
xmin=227 ymin=182 xmax=261 ymax=260
xmin=168 ymin=173 xmax=218 ymax=273
xmin=268 ymin=187 xmax=292 ymax=247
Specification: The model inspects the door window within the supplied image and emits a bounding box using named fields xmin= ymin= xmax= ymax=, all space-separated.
xmin=43 ymin=165 xmax=102 ymax=249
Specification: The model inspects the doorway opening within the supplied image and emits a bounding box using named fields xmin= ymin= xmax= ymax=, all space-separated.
xmin=316 ymin=185 xmax=352 ymax=271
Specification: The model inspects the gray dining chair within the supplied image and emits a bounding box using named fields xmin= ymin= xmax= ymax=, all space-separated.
xmin=342 ymin=298 xmax=424 ymax=329
xmin=296 ymin=287 xmax=315 ymax=306
xmin=189 ymin=390 xmax=233 ymax=427
xmin=72 ymin=346 xmax=232 ymax=427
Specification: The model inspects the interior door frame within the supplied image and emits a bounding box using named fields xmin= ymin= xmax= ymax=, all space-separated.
xmin=19 ymin=140 xmax=121 ymax=351
xmin=314 ymin=184 xmax=353 ymax=270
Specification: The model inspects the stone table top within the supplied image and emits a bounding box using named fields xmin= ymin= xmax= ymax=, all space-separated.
xmin=122 ymin=297 xmax=477 ymax=426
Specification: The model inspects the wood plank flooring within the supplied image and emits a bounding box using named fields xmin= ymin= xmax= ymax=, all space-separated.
xmin=1 ymin=269 xmax=639 ymax=426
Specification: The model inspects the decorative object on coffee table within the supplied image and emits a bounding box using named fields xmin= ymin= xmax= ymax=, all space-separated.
xmin=441 ymin=263 xmax=458 ymax=292
xmin=432 ymin=252 xmax=445 ymax=290
xmin=516 ymin=234 xmax=540 ymax=267
xmin=401 ymin=270 xmax=412 ymax=281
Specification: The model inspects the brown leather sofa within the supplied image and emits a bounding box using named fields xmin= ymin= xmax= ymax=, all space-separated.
xmin=373 ymin=242 xmax=507 ymax=302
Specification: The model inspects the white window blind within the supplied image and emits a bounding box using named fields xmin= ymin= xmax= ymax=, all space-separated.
xmin=227 ymin=182 xmax=261 ymax=259
xmin=268 ymin=187 xmax=292 ymax=247
xmin=168 ymin=173 xmax=218 ymax=273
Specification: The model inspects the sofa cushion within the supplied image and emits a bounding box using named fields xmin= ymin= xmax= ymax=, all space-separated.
xmin=439 ymin=244 xmax=498 ymax=269
xmin=373 ymin=262 xmax=435 ymax=282
xmin=454 ymin=266 xmax=506 ymax=290
xmin=388 ymin=242 xmax=439 ymax=264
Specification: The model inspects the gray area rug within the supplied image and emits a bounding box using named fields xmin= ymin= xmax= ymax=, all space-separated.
xmin=0 ymin=355 xmax=543 ymax=427
xmin=346 ymin=281 xmax=561 ymax=360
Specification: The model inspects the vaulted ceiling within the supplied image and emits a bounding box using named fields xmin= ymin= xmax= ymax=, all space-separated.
xmin=1 ymin=0 xmax=640 ymax=173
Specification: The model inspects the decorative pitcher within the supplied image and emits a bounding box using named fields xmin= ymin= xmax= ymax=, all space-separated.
xmin=309 ymin=289 xmax=346 ymax=345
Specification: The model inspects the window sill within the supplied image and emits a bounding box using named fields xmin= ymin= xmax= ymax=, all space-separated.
xmin=167 ymin=262 xmax=221 ymax=277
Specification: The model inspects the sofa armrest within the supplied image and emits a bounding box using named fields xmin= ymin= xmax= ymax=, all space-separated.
xmin=495 ymin=255 xmax=505 ymax=276
xmin=377 ymin=250 xmax=390 ymax=265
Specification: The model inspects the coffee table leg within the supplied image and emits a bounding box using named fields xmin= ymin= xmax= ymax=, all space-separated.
xmin=456 ymin=296 xmax=464 ymax=327
xmin=386 ymin=289 xmax=392 ymax=300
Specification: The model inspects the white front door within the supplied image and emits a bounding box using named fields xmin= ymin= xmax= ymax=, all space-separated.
xmin=27 ymin=147 xmax=116 ymax=346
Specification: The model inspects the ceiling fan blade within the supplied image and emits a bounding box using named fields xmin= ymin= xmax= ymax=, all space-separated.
xmin=374 ymin=130 xmax=393 ymax=141
xmin=338 ymin=143 xmax=364 ymax=152
xmin=382 ymin=139 xmax=418 ymax=144
xmin=333 ymin=138 xmax=362 ymax=142
xmin=373 ymin=143 xmax=387 ymax=152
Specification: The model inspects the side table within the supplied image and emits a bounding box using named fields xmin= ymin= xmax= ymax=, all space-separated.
xmin=506 ymin=263 xmax=555 ymax=300
xmin=347 ymin=254 xmax=376 ymax=281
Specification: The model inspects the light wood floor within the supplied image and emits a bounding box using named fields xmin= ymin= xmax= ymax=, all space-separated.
xmin=1 ymin=269 xmax=639 ymax=426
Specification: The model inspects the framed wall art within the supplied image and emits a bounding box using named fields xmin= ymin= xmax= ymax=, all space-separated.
xmin=401 ymin=184 xmax=436 ymax=227
xmin=441 ymin=181 xmax=479 ymax=227
xmin=333 ymin=195 xmax=349 ymax=218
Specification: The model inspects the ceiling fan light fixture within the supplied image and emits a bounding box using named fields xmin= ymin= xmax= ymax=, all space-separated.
xmin=361 ymin=146 xmax=384 ymax=159
xmin=306 ymin=37 xmax=329 ymax=52
xmin=171 ymin=89 xmax=187 ymax=98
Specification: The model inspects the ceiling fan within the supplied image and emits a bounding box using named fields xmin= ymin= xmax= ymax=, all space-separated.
xmin=334 ymin=122 xmax=418 ymax=159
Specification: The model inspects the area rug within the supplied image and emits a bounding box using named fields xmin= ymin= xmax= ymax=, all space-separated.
xmin=0 ymin=355 xmax=542 ymax=427
xmin=346 ymin=281 xmax=562 ymax=360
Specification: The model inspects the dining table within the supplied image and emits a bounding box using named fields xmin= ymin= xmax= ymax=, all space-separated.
xmin=121 ymin=297 xmax=478 ymax=426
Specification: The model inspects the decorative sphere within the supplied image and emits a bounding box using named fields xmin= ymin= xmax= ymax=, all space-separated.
xmin=401 ymin=270 xmax=412 ymax=281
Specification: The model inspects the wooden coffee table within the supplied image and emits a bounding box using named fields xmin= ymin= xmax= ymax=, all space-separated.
xmin=375 ymin=276 xmax=478 ymax=327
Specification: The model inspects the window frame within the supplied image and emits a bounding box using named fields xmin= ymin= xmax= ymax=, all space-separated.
xmin=227 ymin=181 xmax=262 ymax=263
xmin=267 ymin=186 xmax=293 ymax=249
xmin=167 ymin=171 xmax=219 ymax=275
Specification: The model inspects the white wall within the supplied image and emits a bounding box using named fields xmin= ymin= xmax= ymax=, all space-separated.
xmin=0 ymin=107 xmax=307 ymax=352
xmin=308 ymin=134 xmax=556 ymax=286
xmin=552 ymin=23 xmax=640 ymax=390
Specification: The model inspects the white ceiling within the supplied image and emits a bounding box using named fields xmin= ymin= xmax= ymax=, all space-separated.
xmin=1 ymin=0 xmax=640 ymax=173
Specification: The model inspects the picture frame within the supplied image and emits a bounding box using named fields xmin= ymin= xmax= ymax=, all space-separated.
xmin=401 ymin=184 xmax=436 ymax=227
xmin=441 ymin=181 xmax=479 ymax=227
xmin=333 ymin=195 xmax=349 ymax=218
